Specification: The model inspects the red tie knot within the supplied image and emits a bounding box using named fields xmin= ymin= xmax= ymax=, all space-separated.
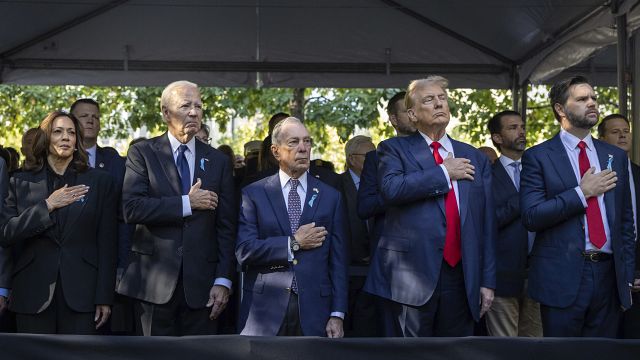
xmin=431 ymin=141 xmax=441 ymax=151
xmin=577 ymin=141 xmax=587 ymax=150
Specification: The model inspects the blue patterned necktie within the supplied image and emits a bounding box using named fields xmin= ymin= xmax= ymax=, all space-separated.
xmin=510 ymin=161 xmax=521 ymax=191
xmin=176 ymin=144 xmax=191 ymax=195
xmin=288 ymin=178 xmax=301 ymax=293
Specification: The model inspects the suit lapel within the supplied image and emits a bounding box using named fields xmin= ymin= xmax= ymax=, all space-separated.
xmin=492 ymin=160 xmax=518 ymax=194
xmin=407 ymin=133 xmax=445 ymax=216
xmin=451 ymin=139 xmax=470 ymax=227
xmin=264 ymin=174 xmax=292 ymax=234
xmin=154 ymin=134 xmax=182 ymax=195
xmin=95 ymin=146 xmax=106 ymax=170
xmin=194 ymin=141 xmax=213 ymax=184
xmin=594 ymin=139 xmax=616 ymax=227
xmin=61 ymin=170 xmax=91 ymax=240
xmin=547 ymin=134 xmax=578 ymax=189
xmin=299 ymin=174 xmax=321 ymax=226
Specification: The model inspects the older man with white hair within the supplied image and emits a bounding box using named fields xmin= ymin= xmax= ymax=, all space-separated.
xmin=117 ymin=80 xmax=237 ymax=336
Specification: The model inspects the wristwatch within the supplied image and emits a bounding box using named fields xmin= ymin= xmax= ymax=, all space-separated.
xmin=290 ymin=236 xmax=300 ymax=252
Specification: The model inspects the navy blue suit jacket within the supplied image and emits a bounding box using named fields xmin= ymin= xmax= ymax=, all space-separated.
xmin=357 ymin=150 xmax=385 ymax=255
xmin=492 ymin=160 xmax=528 ymax=297
xmin=236 ymin=173 xmax=348 ymax=336
xmin=364 ymin=133 xmax=496 ymax=320
xmin=94 ymin=146 xmax=131 ymax=269
xmin=520 ymin=134 xmax=635 ymax=309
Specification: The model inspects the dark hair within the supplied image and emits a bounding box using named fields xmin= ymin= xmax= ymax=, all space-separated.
xmin=217 ymin=144 xmax=235 ymax=171
xmin=549 ymin=75 xmax=590 ymax=121
xmin=70 ymin=98 xmax=99 ymax=114
xmin=4 ymin=147 xmax=19 ymax=172
xmin=597 ymin=113 xmax=629 ymax=138
xmin=387 ymin=91 xmax=406 ymax=116
xmin=487 ymin=110 xmax=522 ymax=150
xmin=268 ymin=112 xmax=290 ymax=134
xmin=0 ymin=147 xmax=11 ymax=171
xmin=199 ymin=123 xmax=210 ymax=136
xmin=25 ymin=111 xmax=89 ymax=173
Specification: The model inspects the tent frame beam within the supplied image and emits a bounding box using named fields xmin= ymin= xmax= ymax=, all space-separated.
xmin=0 ymin=0 xmax=129 ymax=60
xmin=379 ymin=0 xmax=514 ymax=66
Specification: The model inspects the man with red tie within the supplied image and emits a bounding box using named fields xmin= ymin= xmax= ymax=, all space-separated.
xmin=520 ymin=76 xmax=635 ymax=337
xmin=364 ymin=75 xmax=496 ymax=336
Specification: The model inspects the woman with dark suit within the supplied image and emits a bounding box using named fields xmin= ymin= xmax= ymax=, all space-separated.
xmin=0 ymin=110 xmax=117 ymax=334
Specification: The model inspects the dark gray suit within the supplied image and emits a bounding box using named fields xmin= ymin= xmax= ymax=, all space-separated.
xmin=117 ymin=133 xmax=236 ymax=335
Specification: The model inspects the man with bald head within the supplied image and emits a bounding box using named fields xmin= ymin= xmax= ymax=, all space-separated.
xmin=117 ymin=81 xmax=236 ymax=336
xmin=236 ymin=117 xmax=348 ymax=337
xmin=364 ymin=76 xmax=496 ymax=337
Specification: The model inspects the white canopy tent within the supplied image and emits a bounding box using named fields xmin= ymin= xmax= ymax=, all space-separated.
xmin=1 ymin=0 xmax=639 ymax=155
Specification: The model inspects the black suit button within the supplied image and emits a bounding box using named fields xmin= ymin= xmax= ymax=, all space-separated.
xmin=176 ymin=246 xmax=183 ymax=257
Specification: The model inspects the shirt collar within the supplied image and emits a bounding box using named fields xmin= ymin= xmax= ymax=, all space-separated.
xmin=418 ymin=131 xmax=453 ymax=153
xmin=279 ymin=169 xmax=308 ymax=193
xmin=167 ymin=132 xmax=196 ymax=156
xmin=559 ymin=128 xmax=594 ymax=151
xmin=348 ymin=168 xmax=360 ymax=185
xmin=499 ymin=154 xmax=520 ymax=168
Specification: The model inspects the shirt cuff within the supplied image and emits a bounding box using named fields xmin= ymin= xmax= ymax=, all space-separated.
xmin=288 ymin=236 xmax=294 ymax=261
xmin=0 ymin=288 xmax=9 ymax=298
xmin=213 ymin=278 xmax=232 ymax=290
xmin=439 ymin=164 xmax=452 ymax=189
xmin=330 ymin=312 xmax=345 ymax=319
xmin=182 ymin=195 xmax=192 ymax=217
xmin=574 ymin=186 xmax=588 ymax=208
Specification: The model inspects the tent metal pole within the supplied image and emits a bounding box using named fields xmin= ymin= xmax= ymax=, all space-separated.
xmin=615 ymin=1 xmax=628 ymax=117
xmin=511 ymin=66 xmax=520 ymax=112
xmin=521 ymin=80 xmax=528 ymax=123
xmin=632 ymin=31 xmax=639 ymax=163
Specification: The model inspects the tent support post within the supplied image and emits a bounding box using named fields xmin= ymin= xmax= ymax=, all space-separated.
xmin=632 ymin=31 xmax=639 ymax=163
xmin=615 ymin=0 xmax=628 ymax=117
xmin=521 ymin=80 xmax=528 ymax=123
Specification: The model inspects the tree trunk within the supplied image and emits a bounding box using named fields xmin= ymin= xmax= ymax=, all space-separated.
xmin=290 ymin=88 xmax=305 ymax=121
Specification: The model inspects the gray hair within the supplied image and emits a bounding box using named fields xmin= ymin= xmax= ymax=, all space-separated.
xmin=405 ymin=75 xmax=449 ymax=109
xmin=271 ymin=117 xmax=304 ymax=145
xmin=345 ymin=135 xmax=373 ymax=157
xmin=161 ymin=80 xmax=198 ymax=110
xmin=345 ymin=135 xmax=373 ymax=167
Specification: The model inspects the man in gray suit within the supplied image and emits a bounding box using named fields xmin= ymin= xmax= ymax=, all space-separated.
xmin=117 ymin=81 xmax=237 ymax=336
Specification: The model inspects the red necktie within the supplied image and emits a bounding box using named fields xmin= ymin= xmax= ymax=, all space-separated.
xmin=577 ymin=141 xmax=606 ymax=249
xmin=431 ymin=141 xmax=461 ymax=266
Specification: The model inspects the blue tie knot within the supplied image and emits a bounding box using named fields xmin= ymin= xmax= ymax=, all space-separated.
xmin=178 ymin=144 xmax=189 ymax=156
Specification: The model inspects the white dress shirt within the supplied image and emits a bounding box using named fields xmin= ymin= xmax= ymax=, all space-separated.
xmin=348 ymin=169 xmax=360 ymax=191
xmin=278 ymin=169 xmax=343 ymax=319
xmin=499 ymin=155 xmax=536 ymax=253
xmin=168 ymin=133 xmax=230 ymax=289
xmin=559 ymin=129 xmax=612 ymax=253
xmin=418 ymin=131 xmax=460 ymax=211
xmin=167 ymin=133 xmax=195 ymax=218
xmin=86 ymin=145 xmax=97 ymax=168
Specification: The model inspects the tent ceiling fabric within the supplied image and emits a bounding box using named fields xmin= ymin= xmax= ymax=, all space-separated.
xmin=0 ymin=0 xmax=637 ymax=89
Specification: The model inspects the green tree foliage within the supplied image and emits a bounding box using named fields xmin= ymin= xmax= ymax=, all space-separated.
xmin=0 ymin=84 xmax=621 ymax=166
